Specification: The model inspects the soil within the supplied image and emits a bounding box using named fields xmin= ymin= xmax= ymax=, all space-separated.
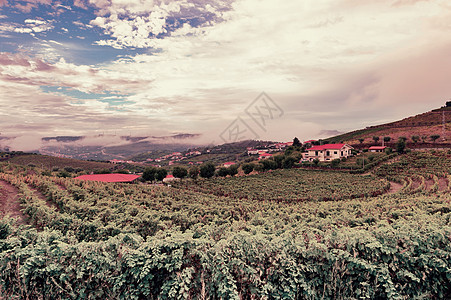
xmin=0 ymin=180 xmax=26 ymax=224
xmin=387 ymin=181 xmax=403 ymax=194
xmin=438 ymin=177 xmax=449 ymax=192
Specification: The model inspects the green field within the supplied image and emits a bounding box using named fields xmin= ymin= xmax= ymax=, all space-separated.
xmin=0 ymin=151 xmax=450 ymax=299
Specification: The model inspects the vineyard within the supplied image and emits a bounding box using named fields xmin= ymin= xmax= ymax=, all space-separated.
xmin=0 ymin=151 xmax=450 ymax=299
xmin=173 ymin=169 xmax=390 ymax=201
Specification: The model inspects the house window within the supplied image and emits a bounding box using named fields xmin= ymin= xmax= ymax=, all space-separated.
xmin=334 ymin=151 xmax=338 ymax=155
xmin=326 ymin=151 xmax=330 ymax=156
xmin=315 ymin=151 xmax=318 ymax=156
xmin=341 ymin=151 xmax=344 ymax=156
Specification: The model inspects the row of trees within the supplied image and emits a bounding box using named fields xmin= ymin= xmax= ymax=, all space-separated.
xmin=359 ymin=135 xmax=441 ymax=144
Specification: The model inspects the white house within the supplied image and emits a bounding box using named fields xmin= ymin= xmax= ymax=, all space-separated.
xmin=303 ymin=144 xmax=353 ymax=162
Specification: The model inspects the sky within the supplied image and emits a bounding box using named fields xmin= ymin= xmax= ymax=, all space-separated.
xmin=1 ymin=0 xmax=451 ymax=151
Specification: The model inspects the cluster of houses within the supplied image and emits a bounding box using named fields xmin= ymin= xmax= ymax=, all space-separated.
xmin=247 ymin=142 xmax=294 ymax=160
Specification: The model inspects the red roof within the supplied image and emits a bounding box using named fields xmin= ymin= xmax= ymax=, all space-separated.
xmin=369 ymin=146 xmax=387 ymax=150
xmin=259 ymin=153 xmax=273 ymax=156
xmin=165 ymin=175 xmax=174 ymax=179
xmin=223 ymin=162 xmax=236 ymax=166
xmin=75 ymin=174 xmax=140 ymax=183
xmin=307 ymin=144 xmax=349 ymax=151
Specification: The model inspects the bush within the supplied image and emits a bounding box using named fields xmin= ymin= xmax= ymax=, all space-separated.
xmin=200 ymin=162 xmax=215 ymax=178
xmin=172 ymin=166 xmax=188 ymax=179
xmin=241 ymin=163 xmax=254 ymax=175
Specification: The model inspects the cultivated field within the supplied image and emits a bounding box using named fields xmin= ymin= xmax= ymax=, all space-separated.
xmin=0 ymin=151 xmax=449 ymax=299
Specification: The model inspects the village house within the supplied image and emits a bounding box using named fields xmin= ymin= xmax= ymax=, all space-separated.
xmin=223 ymin=162 xmax=236 ymax=168
xmin=368 ymin=146 xmax=387 ymax=153
xmin=303 ymin=144 xmax=353 ymax=162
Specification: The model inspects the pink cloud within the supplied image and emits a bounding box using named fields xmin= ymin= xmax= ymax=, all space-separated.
xmin=0 ymin=53 xmax=31 ymax=67
xmin=0 ymin=0 xmax=7 ymax=7
xmin=73 ymin=0 xmax=88 ymax=9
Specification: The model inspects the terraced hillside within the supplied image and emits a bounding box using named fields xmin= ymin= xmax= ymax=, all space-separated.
xmin=0 ymin=151 xmax=449 ymax=299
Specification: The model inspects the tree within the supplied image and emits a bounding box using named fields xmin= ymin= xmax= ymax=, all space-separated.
xmin=172 ymin=166 xmax=187 ymax=179
xmin=396 ymin=138 xmax=406 ymax=154
xmin=273 ymin=154 xmax=284 ymax=169
xmin=261 ymin=159 xmax=277 ymax=170
xmin=399 ymin=136 xmax=407 ymax=142
xmin=383 ymin=136 xmax=391 ymax=143
xmin=142 ymin=167 xmax=157 ymax=182
xmin=358 ymin=138 xmax=364 ymax=144
xmin=313 ymin=158 xmax=320 ymax=166
xmin=200 ymin=162 xmax=215 ymax=178
xmin=155 ymin=168 xmax=167 ymax=181
xmin=430 ymin=134 xmax=440 ymax=143
xmin=411 ymin=135 xmax=420 ymax=144
xmin=216 ymin=167 xmax=229 ymax=177
xmin=188 ymin=166 xmax=199 ymax=180
xmin=282 ymin=156 xmax=298 ymax=169
xmin=372 ymin=136 xmax=380 ymax=144
xmin=241 ymin=163 xmax=254 ymax=175
xmin=228 ymin=164 xmax=239 ymax=176
xmin=293 ymin=137 xmax=301 ymax=147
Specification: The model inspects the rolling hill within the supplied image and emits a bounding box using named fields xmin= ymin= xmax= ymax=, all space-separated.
xmin=327 ymin=105 xmax=451 ymax=146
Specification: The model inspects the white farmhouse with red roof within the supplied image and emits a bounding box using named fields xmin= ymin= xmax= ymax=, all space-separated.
xmin=303 ymin=144 xmax=353 ymax=162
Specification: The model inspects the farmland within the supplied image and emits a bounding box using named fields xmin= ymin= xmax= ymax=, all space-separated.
xmin=0 ymin=151 xmax=450 ymax=299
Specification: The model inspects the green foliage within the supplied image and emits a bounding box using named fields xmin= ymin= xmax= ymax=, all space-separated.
xmin=241 ymin=163 xmax=254 ymax=175
xmin=0 ymin=152 xmax=450 ymax=299
xmin=430 ymin=134 xmax=440 ymax=142
xmin=216 ymin=167 xmax=229 ymax=177
xmin=383 ymin=136 xmax=391 ymax=143
xmin=188 ymin=166 xmax=199 ymax=180
xmin=142 ymin=167 xmax=157 ymax=181
xmin=172 ymin=166 xmax=188 ymax=179
xmin=155 ymin=168 xmax=168 ymax=181
xmin=199 ymin=162 xmax=215 ymax=178
xmin=396 ymin=138 xmax=406 ymax=154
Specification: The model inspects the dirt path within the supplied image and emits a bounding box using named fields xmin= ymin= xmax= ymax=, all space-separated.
xmin=0 ymin=180 xmax=26 ymax=224
xmin=387 ymin=181 xmax=403 ymax=194
xmin=27 ymin=185 xmax=59 ymax=211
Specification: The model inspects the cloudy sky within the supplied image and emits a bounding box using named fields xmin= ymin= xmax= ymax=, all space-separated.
xmin=1 ymin=0 xmax=451 ymax=149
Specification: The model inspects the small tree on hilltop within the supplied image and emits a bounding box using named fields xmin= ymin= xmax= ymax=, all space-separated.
xmin=411 ymin=135 xmax=420 ymax=144
xmin=358 ymin=138 xmax=364 ymax=144
xmin=200 ymin=162 xmax=215 ymax=178
xmin=372 ymin=136 xmax=380 ymax=144
xmin=430 ymin=134 xmax=440 ymax=144
xmin=293 ymin=137 xmax=301 ymax=147
xmin=383 ymin=136 xmax=391 ymax=143
xmin=172 ymin=166 xmax=187 ymax=179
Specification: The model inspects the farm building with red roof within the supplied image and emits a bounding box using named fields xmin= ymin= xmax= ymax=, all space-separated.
xmin=74 ymin=174 xmax=140 ymax=183
xmin=369 ymin=146 xmax=387 ymax=153
xmin=303 ymin=144 xmax=353 ymax=162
